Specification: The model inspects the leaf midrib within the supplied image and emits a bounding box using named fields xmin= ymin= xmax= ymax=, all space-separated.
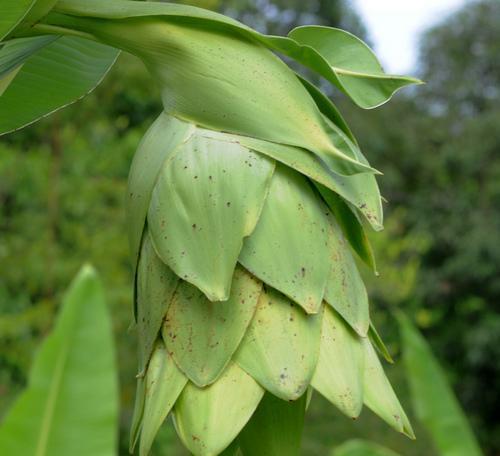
xmin=35 ymin=338 xmax=71 ymax=456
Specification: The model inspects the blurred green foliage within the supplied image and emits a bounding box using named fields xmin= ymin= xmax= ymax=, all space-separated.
xmin=0 ymin=266 xmax=118 ymax=455
xmin=1 ymin=0 xmax=498 ymax=455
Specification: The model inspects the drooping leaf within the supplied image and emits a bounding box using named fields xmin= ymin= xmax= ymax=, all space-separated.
xmin=53 ymin=1 xmax=420 ymax=110
xmin=18 ymin=0 xmax=59 ymax=30
xmin=235 ymin=287 xmax=322 ymax=400
xmin=398 ymin=313 xmax=483 ymax=456
xmin=148 ymin=132 xmax=274 ymax=301
xmin=323 ymin=212 xmax=370 ymax=336
xmin=362 ymin=339 xmax=414 ymax=439
xmin=163 ymin=266 xmax=261 ymax=387
xmin=297 ymin=75 xmax=358 ymax=145
xmin=239 ymin=392 xmax=307 ymax=456
xmin=332 ymin=439 xmax=401 ymax=456
xmin=316 ymin=183 xmax=377 ymax=271
xmin=0 ymin=265 xmax=118 ymax=456
xmin=127 ymin=113 xmax=194 ymax=277
xmin=136 ymin=230 xmax=179 ymax=371
xmin=311 ymin=306 xmax=364 ymax=418
xmin=0 ymin=36 xmax=118 ymax=135
xmin=287 ymin=26 xmax=422 ymax=108
xmin=139 ymin=341 xmax=188 ymax=456
xmin=239 ymin=164 xmax=330 ymax=313
xmin=321 ymin=118 xmax=383 ymax=231
xmin=173 ymin=363 xmax=264 ymax=456
xmin=49 ymin=3 xmax=375 ymax=177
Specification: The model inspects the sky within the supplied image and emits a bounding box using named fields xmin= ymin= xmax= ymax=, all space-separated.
xmin=354 ymin=0 xmax=468 ymax=74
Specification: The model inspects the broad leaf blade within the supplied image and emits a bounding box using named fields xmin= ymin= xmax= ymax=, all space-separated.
xmin=235 ymin=287 xmax=322 ymax=400
xmin=173 ymin=363 xmax=264 ymax=456
xmin=53 ymin=0 xmax=418 ymax=111
xmin=0 ymin=36 xmax=118 ymax=135
xmin=0 ymin=36 xmax=56 ymax=78
xmin=312 ymin=306 xmax=364 ymax=418
xmin=0 ymin=265 xmax=118 ymax=456
xmin=398 ymin=313 xmax=483 ymax=456
xmin=163 ymin=266 xmax=261 ymax=386
xmin=239 ymin=392 xmax=307 ymax=456
xmin=0 ymin=0 xmax=34 ymax=40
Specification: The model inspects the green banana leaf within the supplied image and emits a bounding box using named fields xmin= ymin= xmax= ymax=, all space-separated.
xmin=0 ymin=36 xmax=56 ymax=78
xmin=52 ymin=0 xmax=419 ymax=109
xmin=398 ymin=313 xmax=483 ymax=456
xmin=0 ymin=0 xmax=36 ymax=39
xmin=0 ymin=265 xmax=118 ymax=456
xmin=0 ymin=36 xmax=118 ymax=135
xmin=239 ymin=392 xmax=307 ymax=456
xmin=332 ymin=439 xmax=401 ymax=456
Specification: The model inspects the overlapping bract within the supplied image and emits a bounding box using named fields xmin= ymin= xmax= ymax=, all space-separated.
xmin=128 ymin=113 xmax=413 ymax=456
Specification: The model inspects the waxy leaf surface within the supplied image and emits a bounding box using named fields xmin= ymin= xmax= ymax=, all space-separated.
xmin=0 ymin=37 xmax=118 ymax=135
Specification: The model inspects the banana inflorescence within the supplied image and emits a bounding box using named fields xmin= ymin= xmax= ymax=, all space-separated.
xmin=0 ymin=1 xmax=421 ymax=455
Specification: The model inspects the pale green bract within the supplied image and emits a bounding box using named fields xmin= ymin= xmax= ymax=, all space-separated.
xmin=0 ymin=1 xmax=421 ymax=455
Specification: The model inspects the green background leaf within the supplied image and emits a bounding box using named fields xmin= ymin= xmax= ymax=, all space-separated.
xmin=398 ymin=313 xmax=483 ymax=456
xmin=0 ymin=265 xmax=118 ymax=456
xmin=0 ymin=36 xmax=118 ymax=135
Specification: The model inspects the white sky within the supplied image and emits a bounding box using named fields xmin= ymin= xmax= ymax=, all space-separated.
xmin=354 ymin=0 xmax=468 ymax=74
